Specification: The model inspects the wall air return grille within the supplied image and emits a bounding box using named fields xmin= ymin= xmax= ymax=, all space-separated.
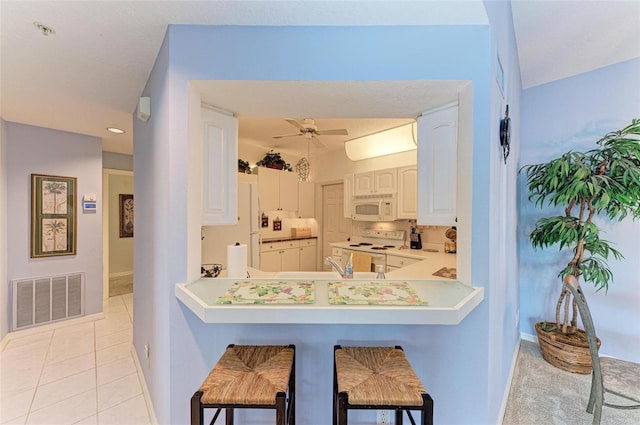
xmin=11 ymin=272 xmax=84 ymax=330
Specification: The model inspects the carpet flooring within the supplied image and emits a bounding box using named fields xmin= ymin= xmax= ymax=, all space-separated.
xmin=503 ymin=340 xmax=640 ymax=425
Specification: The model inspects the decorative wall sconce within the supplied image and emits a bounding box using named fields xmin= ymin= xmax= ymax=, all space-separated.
xmin=500 ymin=105 xmax=511 ymax=164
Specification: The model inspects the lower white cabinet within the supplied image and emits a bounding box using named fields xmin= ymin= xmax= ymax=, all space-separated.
xmin=260 ymin=240 xmax=300 ymax=272
xmin=299 ymin=239 xmax=317 ymax=271
xmin=386 ymin=254 xmax=421 ymax=272
xmin=260 ymin=239 xmax=317 ymax=272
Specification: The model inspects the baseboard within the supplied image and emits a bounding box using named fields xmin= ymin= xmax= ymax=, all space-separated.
xmin=520 ymin=331 xmax=538 ymax=343
xmin=1 ymin=312 xmax=104 ymax=349
xmin=131 ymin=345 xmax=158 ymax=425
xmin=109 ymin=271 xmax=133 ymax=279
xmin=496 ymin=336 xmax=523 ymax=424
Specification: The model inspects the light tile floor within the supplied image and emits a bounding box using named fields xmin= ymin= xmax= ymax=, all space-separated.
xmin=0 ymin=294 xmax=151 ymax=425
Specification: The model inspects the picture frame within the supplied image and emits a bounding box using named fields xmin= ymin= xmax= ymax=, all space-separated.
xmin=119 ymin=194 xmax=134 ymax=238
xmin=31 ymin=174 xmax=77 ymax=258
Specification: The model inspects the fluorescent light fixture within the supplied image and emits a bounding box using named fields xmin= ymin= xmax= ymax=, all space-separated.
xmin=106 ymin=127 xmax=125 ymax=134
xmin=344 ymin=122 xmax=417 ymax=161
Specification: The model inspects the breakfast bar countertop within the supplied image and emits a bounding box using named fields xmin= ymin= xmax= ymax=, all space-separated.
xmin=175 ymin=274 xmax=484 ymax=326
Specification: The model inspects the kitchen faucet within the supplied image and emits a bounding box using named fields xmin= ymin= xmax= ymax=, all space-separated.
xmin=324 ymin=256 xmax=346 ymax=278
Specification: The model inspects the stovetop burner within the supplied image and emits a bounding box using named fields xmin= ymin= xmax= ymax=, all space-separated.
xmin=371 ymin=246 xmax=387 ymax=250
xmin=359 ymin=242 xmax=373 ymax=246
xmin=383 ymin=245 xmax=395 ymax=248
xmin=349 ymin=244 xmax=361 ymax=247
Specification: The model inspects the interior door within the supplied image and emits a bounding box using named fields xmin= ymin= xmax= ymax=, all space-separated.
xmin=322 ymin=183 xmax=351 ymax=270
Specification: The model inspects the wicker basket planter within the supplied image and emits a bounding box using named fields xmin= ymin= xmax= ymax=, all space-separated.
xmin=535 ymin=322 xmax=601 ymax=374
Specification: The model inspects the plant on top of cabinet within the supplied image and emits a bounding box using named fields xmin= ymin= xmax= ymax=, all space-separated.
xmin=238 ymin=159 xmax=252 ymax=174
xmin=521 ymin=118 xmax=640 ymax=374
xmin=256 ymin=150 xmax=293 ymax=171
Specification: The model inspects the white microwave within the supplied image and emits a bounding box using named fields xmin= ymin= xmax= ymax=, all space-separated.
xmin=352 ymin=194 xmax=397 ymax=222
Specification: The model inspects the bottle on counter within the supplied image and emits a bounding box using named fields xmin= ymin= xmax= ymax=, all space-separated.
xmin=345 ymin=253 xmax=353 ymax=279
xmin=376 ymin=265 xmax=386 ymax=280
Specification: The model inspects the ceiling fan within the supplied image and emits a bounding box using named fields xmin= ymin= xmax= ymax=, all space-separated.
xmin=272 ymin=118 xmax=348 ymax=148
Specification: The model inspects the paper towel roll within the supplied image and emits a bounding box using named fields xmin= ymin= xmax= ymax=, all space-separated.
xmin=227 ymin=243 xmax=247 ymax=278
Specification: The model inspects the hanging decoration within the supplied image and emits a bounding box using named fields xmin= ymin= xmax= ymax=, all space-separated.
xmin=500 ymin=105 xmax=511 ymax=164
xmin=295 ymin=157 xmax=310 ymax=181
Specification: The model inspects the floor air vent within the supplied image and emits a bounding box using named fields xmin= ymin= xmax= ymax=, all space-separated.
xmin=12 ymin=272 xmax=85 ymax=330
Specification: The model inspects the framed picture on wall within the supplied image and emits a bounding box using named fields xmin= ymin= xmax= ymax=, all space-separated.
xmin=31 ymin=174 xmax=77 ymax=258
xmin=119 ymin=194 xmax=134 ymax=238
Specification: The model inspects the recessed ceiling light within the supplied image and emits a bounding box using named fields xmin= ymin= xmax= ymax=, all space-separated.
xmin=106 ymin=127 xmax=126 ymax=134
xmin=33 ymin=22 xmax=55 ymax=36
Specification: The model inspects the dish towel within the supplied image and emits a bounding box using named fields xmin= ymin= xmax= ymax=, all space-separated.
xmin=351 ymin=252 xmax=373 ymax=272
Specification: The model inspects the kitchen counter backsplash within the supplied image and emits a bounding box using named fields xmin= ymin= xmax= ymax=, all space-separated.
xmin=259 ymin=213 xmax=318 ymax=240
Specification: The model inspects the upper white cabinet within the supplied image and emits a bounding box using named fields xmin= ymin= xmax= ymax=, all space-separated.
xmin=397 ymin=165 xmax=418 ymax=219
xmin=353 ymin=168 xmax=397 ymax=196
xmin=417 ymin=104 xmax=458 ymax=226
xmin=201 ymin=107 xmax=238 ymax=225
xmin=257 ymin=167 xmax=299 ymax=212
xmin=298 ymin=181 xmax=315 ymax=218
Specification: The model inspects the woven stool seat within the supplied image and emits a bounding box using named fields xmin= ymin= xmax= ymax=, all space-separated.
xmin=192 ymin=344 xmax=295 ymax=425
xmin=333 ymin=345 xmax=433 ymax=425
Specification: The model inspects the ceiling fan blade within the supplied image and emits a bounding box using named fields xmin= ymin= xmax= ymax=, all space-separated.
xmin=316 ymin=128 xmax=349 ymax=136
xmin=311 ymin=135 xmax=326 ymax=149
xmin=272 ymin=133 xmax=303 ymax=139
xmin=285 ymin=119 xmax=307 ymax=132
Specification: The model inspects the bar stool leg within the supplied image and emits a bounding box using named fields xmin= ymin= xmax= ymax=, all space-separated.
xmin=225 ymin=407 xmax=233 ymax=425
xmin=337 ymin=392 xmax=348 ymax=425
xmin=396 ymin=410 xmax=403 ymax=425
xmin=289 ymin=344 xmax=296 ymax=425
xmin=276 ymin=393 xmax=286 ymax=425
xmin=422 ymin=394 xmax=434 ymax=425
xmin=190 ymin=391 xmax=203 ymax=425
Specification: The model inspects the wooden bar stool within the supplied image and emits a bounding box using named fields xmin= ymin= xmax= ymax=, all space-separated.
xmin=333 ymin=345 xmax=433 ymax=425
xmin=191 ymin=344 xmax=295 ymax=425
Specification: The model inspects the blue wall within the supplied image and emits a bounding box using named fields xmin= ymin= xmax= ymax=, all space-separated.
xmin=134 ymin=21 xmax=524 ymax=424
xmin=519 ymin=58 xmax=640 ymax=361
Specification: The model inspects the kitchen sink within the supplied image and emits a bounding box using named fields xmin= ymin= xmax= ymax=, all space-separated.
xmin=274 ymin=271 xmax=378 ymax=279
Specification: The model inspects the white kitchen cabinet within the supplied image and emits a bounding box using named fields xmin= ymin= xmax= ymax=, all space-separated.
xmin=299 ymin=239 xmax=317 ymax=271
xmin=397 ymin=165 xmax=418 ymax=219
xmin=201 ymin=107 xmax=238 ymax=225
xmin=353 ymin=168 xmax=397 ymax=196
xmin=281 ymin=248 xmax=301 ymax=271
xmin=260 ymin=240 xmax=301 ymax=272
xmin=417 ymin=104 xmax=458 ymax=226
xmin=298 ymin=181 xmax=315 ymax=218
xmin=386 ymin=254 xmax=421 ymax=272
xmin=257 ymin=167 xmax=299 ymax=212
xmin=260 ymin=250 xmax=282 ymax=272
xmin=343 ymin=174 xmax=353 ymax=218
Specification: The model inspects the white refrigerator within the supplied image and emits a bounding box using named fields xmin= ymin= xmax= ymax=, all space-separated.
xmin=201 ymin=182 xmax=260 ymax=271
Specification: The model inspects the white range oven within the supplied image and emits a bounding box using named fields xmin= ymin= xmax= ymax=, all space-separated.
xmin=337 ymin=229 xmax=406 ymax=272
xmin=341 ymin=247 xmax=387 ymax=272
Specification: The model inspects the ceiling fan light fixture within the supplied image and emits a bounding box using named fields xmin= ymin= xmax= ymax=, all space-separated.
xmin=344 ymin=122 xmax=417 ymax=161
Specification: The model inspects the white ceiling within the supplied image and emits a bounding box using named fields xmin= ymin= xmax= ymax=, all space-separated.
xmin=1 ymin=1 xmax=638 ymax=155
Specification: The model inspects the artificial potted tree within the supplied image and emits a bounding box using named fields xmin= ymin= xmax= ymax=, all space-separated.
xmin=521 ymin=118 xmax=640 ymax=374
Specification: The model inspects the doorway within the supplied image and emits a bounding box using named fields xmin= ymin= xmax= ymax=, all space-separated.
xmin=102 ymin=169 xmax=134 ymax=299
xmin=321 ymin=183 xmax=351 ymax=270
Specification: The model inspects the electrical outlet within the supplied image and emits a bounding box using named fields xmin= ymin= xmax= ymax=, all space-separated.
xmin=144 ymin=344 xmax=150 ymax=367
xmin=376 ymin=410 xmax=390 ymax=424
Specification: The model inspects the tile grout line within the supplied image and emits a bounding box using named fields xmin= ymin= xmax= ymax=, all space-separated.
xmin=24 ymin=329 xmax=54 ymax=424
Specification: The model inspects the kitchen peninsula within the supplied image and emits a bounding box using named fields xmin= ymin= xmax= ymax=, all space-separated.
xmin=176 ymin=253 xmax=482 ymax=325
